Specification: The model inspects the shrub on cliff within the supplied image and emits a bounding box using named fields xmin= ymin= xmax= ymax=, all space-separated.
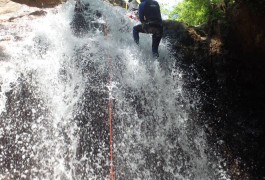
xmin=169 ymin=0 xmax=226 ymax=26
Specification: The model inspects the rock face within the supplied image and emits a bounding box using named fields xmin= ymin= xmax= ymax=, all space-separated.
xmin=221 ymin=4 xmax=265 ymax=177
xmin=0 ymin=0 xmax=24 ymax=20
xmin=0 ymin=0 xmax=65 ymax=61
xmin=162 ymin=2 xmax=265 ymax=178
xmin=0 ymin=2 xmax=37 ymax=61
xmin=0 ymin=0 xmax=65 ymax=22
xmin=228 ymin=2 xmax=265 ymax=57
xmin=1 ymin=0 xmax=265 ymax=178
xmin=10 ymin=0 xmax=66 ymax=8
xmin=173 ymin=3 xmax=265 ymax=180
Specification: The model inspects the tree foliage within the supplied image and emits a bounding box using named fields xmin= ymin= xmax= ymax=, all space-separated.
xmin=169 ymin=0 xmax=224 ymax=26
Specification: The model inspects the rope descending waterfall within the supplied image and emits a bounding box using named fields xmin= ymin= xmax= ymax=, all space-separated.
xmin=108 ymin=55 xmax=115 ymax=180
xmin=102 ymin=19 xmax=115 ymax=179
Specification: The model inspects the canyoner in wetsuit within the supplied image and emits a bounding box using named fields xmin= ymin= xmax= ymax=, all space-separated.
xmin=133 ymin=0 xmax=163 ymax=58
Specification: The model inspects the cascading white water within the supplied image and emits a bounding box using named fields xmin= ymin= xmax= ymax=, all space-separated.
xmin=0 ymin=0 xmax=230 ymax=179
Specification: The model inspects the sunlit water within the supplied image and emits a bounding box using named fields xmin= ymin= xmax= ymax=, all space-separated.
xmin=0 ymin=0 xmax=230 ymax=179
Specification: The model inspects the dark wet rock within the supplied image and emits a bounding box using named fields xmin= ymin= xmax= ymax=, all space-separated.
xmin=7 ymin=10 xmax=48 ymax=22
xmin=69 ymin=44 xmax=110 ymax=178
xmin=0 ymin=76 xmax=49 ymax=179
xmin=70 ymin=13 xmax=89 ymax=37
xmin=29 ymin=10 xmax=47 ymax=16
xmin=228 ymin=1 xmax=265 ymax=56
xmin=163 ymin=2 xmax=265 ymax=178
xmin=70 ymin=2 xmax=108 ymax=37
xmin=10 ymin=0 xmax=66 ymax=8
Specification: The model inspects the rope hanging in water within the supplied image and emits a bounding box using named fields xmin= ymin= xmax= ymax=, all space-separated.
xmin=108 ymin=63 xmax=115 ymax=180
xmin=103 ymin=19 xmax=115 ymax=180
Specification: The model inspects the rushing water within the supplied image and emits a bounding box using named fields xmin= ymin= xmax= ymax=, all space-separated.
xmin=0 ymin=0 xmax=229 ymax=179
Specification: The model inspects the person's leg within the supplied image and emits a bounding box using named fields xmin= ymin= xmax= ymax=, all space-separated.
xmin=133 ymin=24 xmax=144 ymax=44
xmin=151 ymin=27 xmax=163 ymax=57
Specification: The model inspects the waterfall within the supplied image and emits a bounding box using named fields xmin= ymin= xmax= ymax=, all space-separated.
xmin=0 ymin=0 xmax=229 ymax=179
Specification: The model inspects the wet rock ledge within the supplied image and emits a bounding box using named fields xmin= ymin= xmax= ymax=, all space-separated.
xmin=0 ymin=0 xmax=65 ymax=22
xmin=0 ymin=0 xmax=67 ymax=61
xmin=6 ymin=0 xmax=66 ymax=8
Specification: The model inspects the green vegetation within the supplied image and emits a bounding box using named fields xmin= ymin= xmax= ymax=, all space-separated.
xmin=160 ymin=3 xmax=169 ymax=17
xmin=167 ymin=0 xmax=265 ymax=25
xmin=169 ymin=0 xmax=225 ymax=26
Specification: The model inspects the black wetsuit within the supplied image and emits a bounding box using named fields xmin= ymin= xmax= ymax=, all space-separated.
xmin=133 ymin=0 xmax=163 ymax=57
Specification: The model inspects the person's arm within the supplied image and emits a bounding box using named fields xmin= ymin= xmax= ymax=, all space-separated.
xmin=138 ymin=2 xmax=145 ymax=23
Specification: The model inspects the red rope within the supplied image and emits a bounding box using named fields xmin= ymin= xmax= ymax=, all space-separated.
xmin=103 ymin=16 xmax=114 ymax=179
xmin=108 ymin=55 xmax=115 ymax=180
